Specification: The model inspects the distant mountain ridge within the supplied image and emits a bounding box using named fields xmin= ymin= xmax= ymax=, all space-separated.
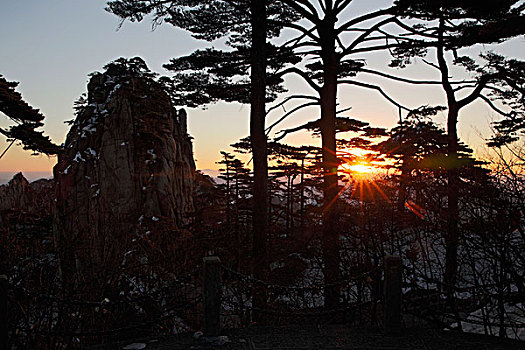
xmin=0 ymin=172 xmax=54 ymax=216
xmin=0 ymin=171 xmax=52 ymax=185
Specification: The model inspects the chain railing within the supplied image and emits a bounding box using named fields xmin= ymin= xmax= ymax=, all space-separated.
xmin=2 ymin=268 xmax=203 ymax=349
xmin=4 ymin=253 xmax=520 ymax=348
xmin=200 ymin=255 xmax=401 ymax=337
xmin=401 ymin=266 xmax=525 ymax=339
xmin=203 ymin=255 xmax=525 ymax=339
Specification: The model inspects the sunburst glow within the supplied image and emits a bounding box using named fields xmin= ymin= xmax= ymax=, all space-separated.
xmin=339 ymin=162 xmax=375 ymax=176
xmin=336 ymin=160 xmax=389 ymax=207
xmin=348 ymin=163 xmax=374 ymax=174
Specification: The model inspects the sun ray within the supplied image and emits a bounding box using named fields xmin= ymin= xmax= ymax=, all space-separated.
xmin=363 ymin=180 xmax=373 ymax=201
xmin=323 ymin=180 xmax=353 ymax=213
xmin=369 ymin=180 xmax=392 ymax=204
xmin=348 ymin=179 xmax=359 ymax=198
xmin=359 ymin=179 xmax=364 ymax=204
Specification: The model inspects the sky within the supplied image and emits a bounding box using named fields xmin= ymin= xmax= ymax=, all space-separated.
xmin=1 ymin=0 xmax=524 ymax=179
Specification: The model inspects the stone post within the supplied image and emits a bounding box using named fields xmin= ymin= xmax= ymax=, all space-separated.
xmin=0 ymin=275 xmax=7 ymax=350
xmin=384 ymin=255 xmax=402 ymax=335
xmin=203 ymin=256 xmax=221 ymax=336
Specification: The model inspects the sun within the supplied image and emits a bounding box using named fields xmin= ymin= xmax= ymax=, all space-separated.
xmin=339 ymin=162 xmax=375 ymax=177
xmin=347 ymin=163 xmax=374 ymax=174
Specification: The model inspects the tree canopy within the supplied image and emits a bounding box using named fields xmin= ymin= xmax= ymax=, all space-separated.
xmin=0 ymin=75 xmax=61 ymax=156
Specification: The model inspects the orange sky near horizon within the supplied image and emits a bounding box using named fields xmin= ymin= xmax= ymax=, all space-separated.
xmin=0 ymin=145 xmax=57 ymax=173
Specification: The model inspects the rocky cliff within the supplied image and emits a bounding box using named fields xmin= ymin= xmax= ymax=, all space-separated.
xmin=0 ymin=173 xmax=54 ymax=217
xmin=53 ymin=58 xmax=195 ymax=285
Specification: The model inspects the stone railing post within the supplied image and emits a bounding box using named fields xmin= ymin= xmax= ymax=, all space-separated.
xmin=0 ymin=275 xmax=7 ymax=350
xmin=203 ymin=256 xmax=221 ymax=336
xmin=384 ymin=255 xmax=402 ymax=335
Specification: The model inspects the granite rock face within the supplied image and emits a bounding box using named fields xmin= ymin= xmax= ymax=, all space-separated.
xmin=53 ymin=59 xmax=195 ymax=284
xmin=0 ymin=173 xmax=54 ymax=217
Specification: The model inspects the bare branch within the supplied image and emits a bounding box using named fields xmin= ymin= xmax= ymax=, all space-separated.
xmin=458 ymin=75 xmax=494 ymax=108
xmin=336 ymin=106 xmax=352 ymax=115
xmin=317 ymin=0 xmax=327 ymax=13
xmin=336 ymin=35 xmax=346 ymax=52
xmin=266 ymin=95 xmax=319 ymax=115
xmin=286 ymin=40 xmax=322 ymax=52
xmin=295 ymin=0 xmax=323 ymax=19
xmin=281 ymin=21 xmax=321 ymax=42
xmin=479 ymin=94 xmax=511 ymax=117
xmin=280 ymin=25 xmax=317 ymax=48
xmin=358 ymin=68 xmax=475 ymax=85
xmin=274 ymin=118 xmax=321 ymax=141
xmin=338 ymin=79 xmax=412 ymax=111
xmin=422 ymin=58 xmax=440 ymax=70
xmin=0 ymin=139 xmax=16 ymax=160
xmin=342 ymin=17 xmax=396 ymax=55
xmin=336 ymin=7 xmax=394 ymax=35
xmin=266 ymin=101 xmax=320 ymax=136
xmin=276 ymin=67 xmax=322 ymax=92
xmin=335 ymin=0 xmax=353 ymax=14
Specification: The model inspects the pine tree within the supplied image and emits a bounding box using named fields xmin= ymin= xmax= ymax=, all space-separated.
xmin=390 ymin=0 xmax=525 ymax=296
xmin=0 ymin=75 xmax=61 ymax=157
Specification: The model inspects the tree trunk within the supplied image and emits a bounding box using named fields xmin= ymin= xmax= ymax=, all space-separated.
xmin=286 ymin=175 xmax=291 ymax=230
xmin=290 ymin=174 xmax=296 ymax=233
xmin=318 ymin=12 xmax=342 ymax=309
xmin=398 ymin=154 xmax=409 ymax=212
xmin=444 ymin=106 xmax=459 ymax=297
xmin=300 ymin=157 xmax=305 ymax=229
xmin=226 ymin=160 xmax=231 ymax=225
xmin=436 ymin=21 xmax=461 ymax=299
xmin=250 ymin=0 xmax=269 ymax=323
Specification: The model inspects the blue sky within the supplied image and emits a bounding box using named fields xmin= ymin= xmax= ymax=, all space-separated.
xmin=1 ymin=0 xmax=523 ymax=175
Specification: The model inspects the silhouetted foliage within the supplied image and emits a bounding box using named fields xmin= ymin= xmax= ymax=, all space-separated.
xmin=0 ymin=75 xmax=61 ymax=155
xmin=6 ymin=2 xmax=525 ymax=346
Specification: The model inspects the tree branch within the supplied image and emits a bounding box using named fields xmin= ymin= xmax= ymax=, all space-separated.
xmin=280 ymin=0 xmax=321 ymax=25
xmin=390 ymin=18 xmax=440 ymax=39
xmin=338 ymin=79 xmax=412 ymax=111
xmin=276 ymin=67 xmax=322 ymax=92
xmin=358 ymin=68 xmax=475 ymax=85
xmin=437 ymin=19 xmax=456 ymax=104
xmin=281 ymin=21 xmax=321 ymax=42
xmin=317 ymin=0 xmax=327 ymax=13
xmin=457 ymin=75 xmax=493 ymax=108
xmin=336 ymin=7 xmax=394 ymax=35
xmin=280 ymin=25 xmax=317 ymax=49
xmin=266 ymin=101 xmax=320 ymax=136
xmin=335 ymin=0 xmax=353 ymax=14
xmin=274 ymin=118 xmax=321 ymax=141
xmin=266 ymin=94 xmax=319 ymax=115
xmin=343 ymin=17 xmax=396 ymax=55
xmin=479 ymin=94 xmax=511 ymax=117
xmin=347 ymin=41 xmax=437 ymax=55
xmin=422 ymin=58 xmax=440 ymax=70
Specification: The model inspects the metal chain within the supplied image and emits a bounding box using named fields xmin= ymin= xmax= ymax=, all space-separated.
xmin=404 ymin=298 xmax=524 ymax=329
xmin=220 ymin=264 xmax=381 ymax=291
xmin=12 ymin=296 xmax=202 ymax=338
xmin=8 ymin=268 xmax=200 ymax=307
xmin=247 ymin=298 xmax=382 ymax=317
